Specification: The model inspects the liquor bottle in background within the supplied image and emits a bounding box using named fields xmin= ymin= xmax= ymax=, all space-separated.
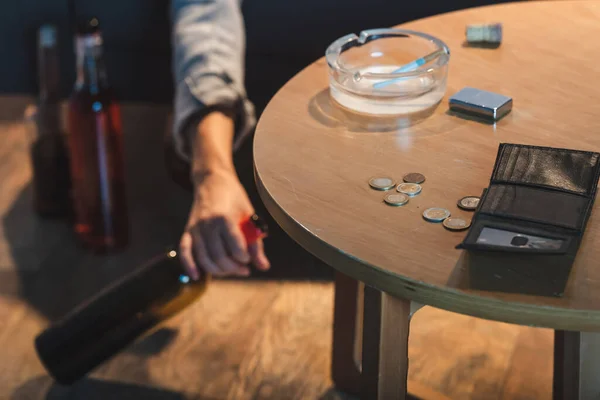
xmin=34 ymin=249 xmax=209 ymax=385
xmin=30 ymin=24 xmax=72 ymax=218
xmin=67 ymin=18 xmax=129 ymax=251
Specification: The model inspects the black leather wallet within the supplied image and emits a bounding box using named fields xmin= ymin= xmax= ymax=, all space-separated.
xmin=456 ymin=143 xmax=600 ymax=296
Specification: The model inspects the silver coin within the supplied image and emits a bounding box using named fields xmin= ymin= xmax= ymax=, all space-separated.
xmin=423 ymin=208 xmax=451 ymax=222
xmin=403 ymin=172 xmax=426 ymax=184
xmin=369 ymin=177 xmax=395 ymax=191
xmin=443 ymin=217 xmax=471 ymax=231
xmin=384 ymin=193 xmax=409 ymax=206
xmin=397 ymin=183 xmax=422 ymax=196
xmin=457 ymin=196 xmax=480 ymax=211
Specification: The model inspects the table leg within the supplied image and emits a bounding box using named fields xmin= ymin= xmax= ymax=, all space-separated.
xmin=361 ymin=285 xmax=411 ymax=399
xmin=331 ymin=271 xmax=362 ymax=396
xmin=553 ymin=330 xmax=600 ymax=400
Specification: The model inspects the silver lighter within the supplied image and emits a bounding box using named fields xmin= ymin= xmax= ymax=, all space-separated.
xmin=466 ymin=23 xmax=503 ymax=45
xmin=449 ymin=87 xmax=512 ymax=121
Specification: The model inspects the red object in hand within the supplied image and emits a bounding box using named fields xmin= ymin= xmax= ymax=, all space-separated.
xmin=239 ymin=214 xmax=268 ymax=245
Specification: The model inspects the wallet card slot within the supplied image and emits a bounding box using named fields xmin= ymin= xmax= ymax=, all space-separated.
xmin=491 ymin=144 xmax=600 ymax=196
xmin=478 ymin=184 xmax=590 ymax=231
xmin=457 ymin=213 xmax=573 ymax=254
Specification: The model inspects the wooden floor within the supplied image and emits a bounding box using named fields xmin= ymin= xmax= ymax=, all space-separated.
xmin=4 ymin=280 xmax=554 ymax=400
xmin=0 ymin=98 xmax=554 ymax=400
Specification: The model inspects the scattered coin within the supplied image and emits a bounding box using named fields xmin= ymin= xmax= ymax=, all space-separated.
xmin=457 ymin=196 xmax=480 ymax=211
xmin=368 ymin=177 xmax=395 ymax=191
xmin=384 ymin=193 xmax=409 ymax=207
xmin=443 ymin=217 xmax=471 ymax=231
xmin=423 ymin=208 xmax=451 ymax=223
xmin=397 ymin=183 xmax=422 ymax=197
xmin=403 ymin=172 xmax=426 ymax=184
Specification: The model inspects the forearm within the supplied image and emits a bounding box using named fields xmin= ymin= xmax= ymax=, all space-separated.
xmin=171 ymin=0 xmax=255 ymax=162
xmin=190 ymin=111 xmax=236 ymax=185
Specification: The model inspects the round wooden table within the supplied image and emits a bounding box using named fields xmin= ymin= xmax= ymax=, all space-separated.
xmin=253 ymin=2 xmax=600 ymax=399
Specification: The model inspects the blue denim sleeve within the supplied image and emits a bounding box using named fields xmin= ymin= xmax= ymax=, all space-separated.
xmin=171 ymin=0 xmax=255 ymax=161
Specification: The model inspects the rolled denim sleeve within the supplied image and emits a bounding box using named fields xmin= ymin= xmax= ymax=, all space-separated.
xmin=171 ymin=0 xmax=255 ymax=161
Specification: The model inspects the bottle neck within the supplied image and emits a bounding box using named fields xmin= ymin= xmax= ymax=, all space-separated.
xmin=38 ymin=26 xmax=60 ymax=103
xmin=75 ymin=33 xmax=108 ymax=93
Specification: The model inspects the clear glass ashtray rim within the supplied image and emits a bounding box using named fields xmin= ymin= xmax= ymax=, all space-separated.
xmin=325 ymin=28 xmax=451 ymax=80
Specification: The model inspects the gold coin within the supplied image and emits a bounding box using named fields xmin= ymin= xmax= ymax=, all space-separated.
xmin=397 ymin=183 xmax=422 ymax=196
xmin=369 ymin=177 xmax=395 ymax=191
xmin=384 ymin=193 xmax=409 ymax=206
xmin=443 ymin=217 xmax=471 ymax=231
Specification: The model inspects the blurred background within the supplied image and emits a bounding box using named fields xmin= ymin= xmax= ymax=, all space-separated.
xmin=1 ymin=0 xmax=514 ymax=113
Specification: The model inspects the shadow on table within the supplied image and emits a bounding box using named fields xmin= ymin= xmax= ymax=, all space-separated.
xmin=461 ymin=40 xmax=501 ymax=50
xmin=12 ymin=376 xmax=220 ymax=400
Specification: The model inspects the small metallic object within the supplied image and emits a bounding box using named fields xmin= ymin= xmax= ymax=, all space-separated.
xmin=466 ymin=23 xmax=502 ymax=45
xmin=384 ymin=193 xmax=409 ymax=206
xmin=423 ymin=208 xmax=451 ymax=222
xmin=403 ymin=172 xmax=426 ymax=184
xmin=369 ymin=177 xmax=395 ymax=191
xmin=449 ymin=87 xmax=512 ymax=121
xmin=457 ymin=196 xmax=481 ymax=211
xmin=397 ymin=183 xmax=422 ymax=197
xmin=443 ymin=217 xmax=471 ymax=231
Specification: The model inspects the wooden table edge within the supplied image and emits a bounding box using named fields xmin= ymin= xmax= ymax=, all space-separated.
xmin=254 ymin=166 xmax=600 ymax=331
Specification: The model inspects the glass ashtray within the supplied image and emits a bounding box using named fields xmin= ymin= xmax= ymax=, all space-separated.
xmin=326 ymin=28 xmax=450 ymax=116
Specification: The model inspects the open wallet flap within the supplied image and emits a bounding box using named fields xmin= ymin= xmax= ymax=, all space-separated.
xmin=457 ymin=143 xmax=600 ymax=254
xmin=455 ymin=144 xmax=600 ymax=297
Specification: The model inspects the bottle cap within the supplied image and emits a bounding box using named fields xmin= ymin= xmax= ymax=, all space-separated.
xmin=39 ymin=25 xmax=57 ymax=48
xmin=76 ymin=17 xmax=100 ymax=35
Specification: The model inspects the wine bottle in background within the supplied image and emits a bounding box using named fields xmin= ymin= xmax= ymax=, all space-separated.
xmin=34 ymin=249 xmax=209 ymax=385
xmin=67 ymin=18 xmax=129 ymax=251
xmin=30 ymin=24 xmax=72 ymax=218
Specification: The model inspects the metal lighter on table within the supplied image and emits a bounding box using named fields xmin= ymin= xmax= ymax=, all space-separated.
xmin=449 ymin=87 xmax=513 ymax=121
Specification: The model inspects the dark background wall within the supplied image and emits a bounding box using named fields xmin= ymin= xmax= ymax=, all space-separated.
xmin=1 ymin=0 xmax=516 ymax=114
xmin=2 ymin=0 xmax=172 ymax=104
